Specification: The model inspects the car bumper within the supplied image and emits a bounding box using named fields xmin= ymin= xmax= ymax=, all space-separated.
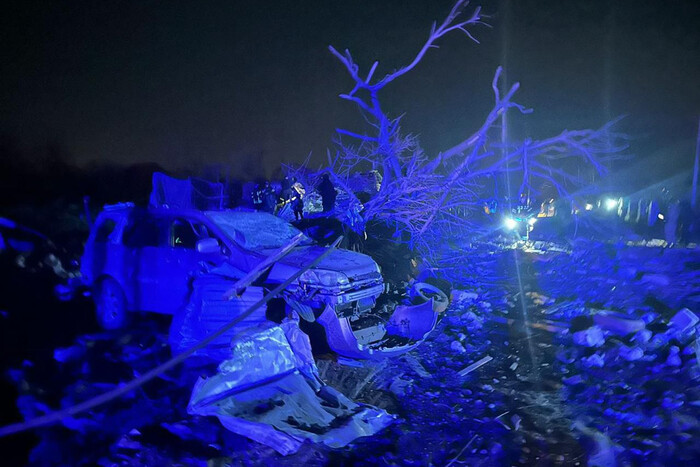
xmin=319 ymin=283 xmax=385 ymax=306
xmin=316 ymin=299 xmax=440 ymax=359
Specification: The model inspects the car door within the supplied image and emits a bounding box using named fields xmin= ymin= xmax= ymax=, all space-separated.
xmin=82 ymin=213 xmax=120 ymax=286
xmin=159 ymin=216 xmax=221 ymax=313
xmin=121 ymin=212 xmax=168 ymax=312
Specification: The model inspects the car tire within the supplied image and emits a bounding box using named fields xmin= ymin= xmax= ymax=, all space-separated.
xmin=95 ymin=277 xmax=128 ymax=330
xmin=422 ymin=277 xmax=452 ymax=297
xmin=412 ymin=282 xmax=449 ymax=313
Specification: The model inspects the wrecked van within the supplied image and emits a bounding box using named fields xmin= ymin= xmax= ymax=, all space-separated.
xmin=81 ymin=204 xmax=440 ymax=358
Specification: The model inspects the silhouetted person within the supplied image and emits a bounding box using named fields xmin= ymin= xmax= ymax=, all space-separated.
xmin=280 ymin=176 xmax=295 ymax=206
xmin=281 ymin=176 xmax=291 ymax=197
xmin=318 ymin=173 xmax=337 ymax=212
xmin=291 ymin=181 xmax=305 ymax=220
xmin=262 ymin=181 xmax=276 ymax=213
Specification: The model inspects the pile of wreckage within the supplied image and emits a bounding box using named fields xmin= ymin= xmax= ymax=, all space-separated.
xmin=4 ymin=172 xmax=450 ymax=462
xmin=4 ymin=172 xmax=700 ymax=464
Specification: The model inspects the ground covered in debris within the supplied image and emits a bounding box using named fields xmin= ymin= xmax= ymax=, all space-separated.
xmin=3 ymin=240 xmax=700 ymax=465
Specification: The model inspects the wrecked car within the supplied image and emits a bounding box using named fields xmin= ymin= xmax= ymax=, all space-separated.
xmin=80 ymin=203 xmax=443 ymax=358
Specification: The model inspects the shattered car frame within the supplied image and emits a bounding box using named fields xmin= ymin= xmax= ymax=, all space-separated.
xmin=81 ymin=203 xmax=441 ymax=357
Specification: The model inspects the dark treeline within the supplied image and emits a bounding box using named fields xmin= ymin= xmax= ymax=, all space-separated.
xmin=0 ymin=138 xmax=170 ymax=248
xmin=0 ymin=139 xmax=165 ymax=209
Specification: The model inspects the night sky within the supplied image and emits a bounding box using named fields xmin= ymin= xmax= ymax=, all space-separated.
xmin=2 ymin=0 xmax=699 ymax=180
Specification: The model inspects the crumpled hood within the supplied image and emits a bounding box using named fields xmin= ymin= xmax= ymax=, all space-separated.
xmin=273 ymin=245 xmax=378 ymax=278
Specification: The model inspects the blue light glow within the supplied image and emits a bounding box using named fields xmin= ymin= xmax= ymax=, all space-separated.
xmin=605 ymin=198 xmax=618 ymax=210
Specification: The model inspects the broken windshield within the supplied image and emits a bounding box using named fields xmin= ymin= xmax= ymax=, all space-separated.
xmin=206 ymin=211 xmax=313 ymax=250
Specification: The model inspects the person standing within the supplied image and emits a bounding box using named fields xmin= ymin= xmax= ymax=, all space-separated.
xmin=262 ymin=181 xmax=276 ymax=213
xmin=318 ymin=173 xmax=337 ymax=213
xmin=291 ymin=180 xmax=305 ymax=220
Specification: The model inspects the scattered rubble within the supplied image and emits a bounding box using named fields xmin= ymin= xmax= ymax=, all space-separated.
xmin=5 ymin=240 xmax=700 ymax=464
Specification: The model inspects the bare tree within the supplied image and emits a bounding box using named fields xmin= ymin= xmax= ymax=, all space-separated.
xmin=304 ymin=0 xmax=627 ymax=252
xmin=329 ymin=1 xmax=488 ymax=185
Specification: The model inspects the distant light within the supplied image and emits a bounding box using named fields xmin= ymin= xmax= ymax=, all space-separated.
xmin=504 ymin=218 xmax=518 ymax=230
xmin=584 ymin=203 xmax=593 ymax=211
xmin=658 ymin=213 xmax=664 ymax=220
xmin=605 ymin=198 xmax=618 ymax=210
xmin=527 ymin=217 xmax=537 ymax=226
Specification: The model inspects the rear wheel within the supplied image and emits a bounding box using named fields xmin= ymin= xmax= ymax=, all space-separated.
xmin=95 ymin=278 xmax=128 ymax=330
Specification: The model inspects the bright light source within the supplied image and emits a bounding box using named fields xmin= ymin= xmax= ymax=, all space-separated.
xmin=504 ymin=218 xmax=518 ymax=230
xmin=527 ymin=217 xmax=537 ymax=226
xmin=605 ymin=198 xmax=618 ymax=210
xmin=585 ymin=203 xmax=593 ymax=211
xmin=658 ymin=213 xmax=664 ymax=220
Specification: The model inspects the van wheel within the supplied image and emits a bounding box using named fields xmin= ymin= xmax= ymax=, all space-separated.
xmin=95 ymin=278 xmax=128 ymax=330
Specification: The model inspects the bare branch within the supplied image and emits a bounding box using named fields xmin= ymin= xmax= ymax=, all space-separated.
xmin=373 ymin=3 xmax=485 ymax=90
xmin=329 ymin=0 xmax=486 ymax=94
xmin=318 ymin=0 xmax=629 ymax=258
xmin=440 ymin=67 xmax=530 ymax=161
xmin=336 ymin=128 xmax=378 ymax=142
